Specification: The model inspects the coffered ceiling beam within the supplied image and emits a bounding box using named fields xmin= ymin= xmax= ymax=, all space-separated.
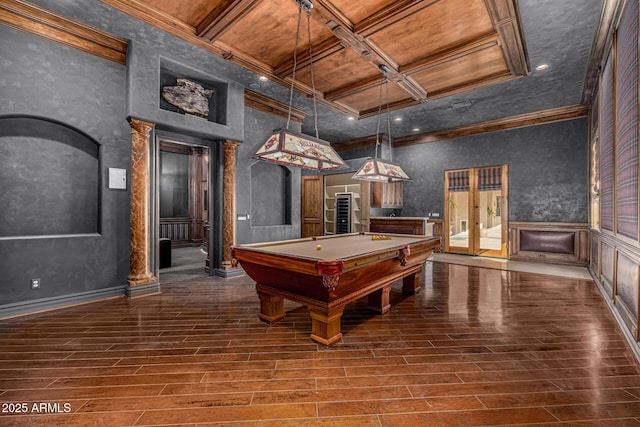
xmin=401 ymin=32 xmax=499 ymax=74
xmin=197 ymin=0 xmax=261 ymax=41
xmin=484 ymin=0 xmax=530 ymax=76
xmin=355 ymin=0 xmax=442 ymax=37
xmin=273 ymin=38 xmax=344 ymax=77
xmin=325 ymin=32 xmax=499 ymax=103
xmin=311 ymin=0 xmax=430 ymax=103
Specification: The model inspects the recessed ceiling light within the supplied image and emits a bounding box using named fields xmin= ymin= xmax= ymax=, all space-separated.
xmin=413 ymin=127 xmax=420 ymax=132
xmin=394 ymin=117 xmax=402 ymax=122
xmin=248 ymin=82 xmax=261 ymax=89
xmin=347 ymin=116 xmax=355 ymax=121
xmin=259 ymin=76 xmax=269 ymax=81
xmin=535 ymin=64 xmax=549 ymax=71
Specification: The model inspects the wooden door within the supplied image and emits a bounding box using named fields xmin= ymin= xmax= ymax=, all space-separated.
xmin=301 ymin=176 xmax=323 ymax=237
xmin=444 ymin=166 xmax=508 ymax=258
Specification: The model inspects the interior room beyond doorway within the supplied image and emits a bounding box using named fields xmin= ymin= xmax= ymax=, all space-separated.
xmin=158 ymin=140 xmax=210 ymax=277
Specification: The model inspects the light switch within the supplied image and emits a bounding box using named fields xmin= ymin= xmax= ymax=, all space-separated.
xmin=108 ymin=168 xmax=127 ymax=190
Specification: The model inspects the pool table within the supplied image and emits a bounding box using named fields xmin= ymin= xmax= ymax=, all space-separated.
xmin=231 ymin=232 xmax=441 ymax=345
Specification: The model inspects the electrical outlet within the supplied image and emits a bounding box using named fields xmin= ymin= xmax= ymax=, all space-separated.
xmin=30 ymin=278 xmax=40 ymax=289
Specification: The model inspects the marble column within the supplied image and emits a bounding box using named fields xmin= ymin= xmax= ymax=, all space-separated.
xmin=127 ymin=119 xmax=157 ymax=290
xmin=222 ymin=140 xmax=240 ymax=269
xmin=215 ymin=140 xmax=243 ymax=278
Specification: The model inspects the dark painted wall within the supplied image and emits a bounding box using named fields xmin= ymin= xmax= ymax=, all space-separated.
xmin=342 ymin=118 xmax=589 ymax=223
xmin=237 ymin=107 xmax=302 ymax=244
xmin=0 ymin=117 xmax=100 ymax=237
xmin=0 ymin=26 xmax=131 ymax=307
xmin=0 ymin=1 xmax=251 ymax=311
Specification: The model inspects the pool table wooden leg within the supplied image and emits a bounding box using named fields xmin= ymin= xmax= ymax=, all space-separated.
xmin=309 ymin=306 xmax=344 ymax=346
xmin=368 ymin=284 xmax=392 ymax=314
xmin=257 ymin=289 xmax=285 ymax=323
xmin=402 ymin=267 xmax=422 ymax=294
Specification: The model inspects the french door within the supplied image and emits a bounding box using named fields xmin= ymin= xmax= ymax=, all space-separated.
xmin=444 ymin=166 xmax=508 ymax=258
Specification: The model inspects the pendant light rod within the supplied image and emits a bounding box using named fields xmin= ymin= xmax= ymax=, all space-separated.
xmin=286 ymin=1 xmax=304 ymax=130
xmin=351 ymin=62 xmax=411 ymax=182
xmin=306 ymin=6 xmax=320 ymax=139
xmin=253 ymin=0 xmax=347 ymax=171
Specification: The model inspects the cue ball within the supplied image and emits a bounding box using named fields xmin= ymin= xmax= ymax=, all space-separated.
xmin=316 ymin=244 xmax=322 ymax=250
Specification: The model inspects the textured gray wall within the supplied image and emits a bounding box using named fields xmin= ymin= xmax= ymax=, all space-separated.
xmin=0 ymin=26 xmax=131 ymax=306
xmin=237 ymin=107 xmax=301 ymax=244
xmin=0 ymin=4 xmax=251 ymax=309
xmin=250 ymin=162 xmax=291 ymax=226
xmin=0 ymin=117 xmax=100 ymax=236
xmin=128 ymin=42 xmax=244 ymax=142
xmin=343 ymin=119 xmax=589 ymax=223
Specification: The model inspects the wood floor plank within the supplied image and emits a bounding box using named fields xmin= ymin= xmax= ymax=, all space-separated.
xmin=0 ymin=261 xmax=638 ymax=425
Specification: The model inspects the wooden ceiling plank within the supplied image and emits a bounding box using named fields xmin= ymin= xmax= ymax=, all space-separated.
xmin=356 ymin=0 xmax=442 ymax=37
xmin=312 ymin=0 xmax=429 ymax=103
xmin=401 ymin=32 xmax=499 ymax=74
xmin=273 ymin=38 xmax=345 ymax=77
xmin=196 ymin=0 xmax=261 ymax=41
xmin=425 ymin=71 xmax=514 ymax=101
xmin=326 ymin=32 xmax=499 ymax=103
xmin=484 ymin=0 xmax=530 ymax=76
xmin=325 ymin=74 xmax=382 ymax=100
xmin=2 ymin=0 xmax=128 ymax=64
xmin=358 ymin=97 xmax=419 ymax=118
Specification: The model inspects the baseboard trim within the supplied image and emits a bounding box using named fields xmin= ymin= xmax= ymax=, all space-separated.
xmin=0 ymin=286 xmax=126 ymax=319
xmin=125 ymin=282 xmax=161 ymax=298
xmin=214 ymin=267 xmax=244 ymax=278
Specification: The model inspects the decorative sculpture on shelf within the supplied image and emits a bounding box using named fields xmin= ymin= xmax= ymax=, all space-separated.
xmin=162 ymin=78 xmax=214 ymax=117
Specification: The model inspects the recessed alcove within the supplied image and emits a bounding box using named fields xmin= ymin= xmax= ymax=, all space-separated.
xmin=0 ymin=116 xmax=100 ymax=238
xmin=250 ymin=162 xmax=292 ymax=226
xmin=159 ymin=58 xmax=228 ymax=125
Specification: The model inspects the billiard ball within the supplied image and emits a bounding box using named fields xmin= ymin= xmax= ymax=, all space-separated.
xmin=316 ymin=244 xmax=322 ymax=250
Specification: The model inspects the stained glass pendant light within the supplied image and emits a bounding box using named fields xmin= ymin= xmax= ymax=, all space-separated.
xmin=253 ymin=0 xmax=347 ymax=171
xmin=352 ymin=66 xmax=411 ymax=182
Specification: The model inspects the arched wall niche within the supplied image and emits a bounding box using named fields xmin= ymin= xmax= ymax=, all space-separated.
xmin=0 ymin=115 xmax=100 ymax=238
xmin=250 ymin=162 xmax=292 ymax=226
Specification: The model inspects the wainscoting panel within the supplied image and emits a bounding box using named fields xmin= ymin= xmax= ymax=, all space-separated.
xmin=601 ymin=240 xmax=615 ymax=296
xmin=590 ymin=232 xmax=599 ymax=274
xmin=590 ymin=231 xmax=640 ymax=357
xmin=616 ymin=250 xmax=639 ymax=336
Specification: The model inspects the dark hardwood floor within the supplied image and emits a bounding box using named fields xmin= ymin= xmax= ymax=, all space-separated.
xmin=1 ymin=261 xmax=640 ymax=426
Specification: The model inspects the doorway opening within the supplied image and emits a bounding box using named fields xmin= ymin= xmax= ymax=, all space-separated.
xmin=444 ymin=165 xmax=508 ymax=258
xmin=157 ymin=139 xmax=210 ymax=283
